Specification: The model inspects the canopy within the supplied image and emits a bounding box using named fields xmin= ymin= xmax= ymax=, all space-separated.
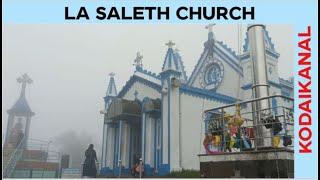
xmin=107 ymin=99 xmax=141 ymax=121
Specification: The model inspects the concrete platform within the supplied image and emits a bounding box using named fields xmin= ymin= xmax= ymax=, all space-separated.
xmin=198 ymin=148 xmax=294 ymax=178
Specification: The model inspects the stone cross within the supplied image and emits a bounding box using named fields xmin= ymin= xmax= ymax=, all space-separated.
xmin=17 ymin=73 xmax=32 ymax=97
xmin=165 ymin=40 xmax=175 ymax=48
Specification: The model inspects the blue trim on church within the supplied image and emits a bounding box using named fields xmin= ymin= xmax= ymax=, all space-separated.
xmin=187 ymin=41 xmax=243 ymax=86
xmin=158 ymin=164 xmax=170 ymax=176
xmin=100 ymin=167 xmax=113 ymax=176
xmin=135 ymin=66 xmax=161 ymax=79
xmin=118 ymin=75 xmax=162 ymax=98
xmin=242 ymin=28 xmax=280 ymax=60
xmin=167 ymin=78 xmax=171 ymax=169
xmin=180 ymin=85 xmax=238 ymax=104
xmin=241 ymin=79 xmax=292 ymax=91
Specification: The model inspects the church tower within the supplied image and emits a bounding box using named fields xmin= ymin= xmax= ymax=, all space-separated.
xmin=5 ymin=73 xmax=35 ymax=147
xmin=159 ymin=41 xmax=183 ymax=174
xmin=103 ymin=72 xmax=117 ymax=110
xmin=101 ymin=73 xmax=118 ymax=168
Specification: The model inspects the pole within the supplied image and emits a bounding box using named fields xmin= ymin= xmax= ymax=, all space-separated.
xmin=139 ymin=158 xmax=142 ymax=178
xmin=118 ymin=159 xmax=122 ymax=178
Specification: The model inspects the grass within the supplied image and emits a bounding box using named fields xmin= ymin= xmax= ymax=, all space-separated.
xmin=164 ymin=169 xmax=200 ymax=178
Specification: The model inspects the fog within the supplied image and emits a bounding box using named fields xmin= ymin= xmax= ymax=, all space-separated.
xmin=53 ymin=130 xmax=101 ymax=168
xmin=2 ymin=24 xmax=293 ymax=163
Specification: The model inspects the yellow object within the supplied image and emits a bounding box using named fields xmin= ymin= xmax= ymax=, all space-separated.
xmin=223 ymin=111 xmax=233 ymax=122
xmin=229 ymin=137 xmax=236 ymax=148
xmin=273 ymin=136 xmax=281 ymax=148
xmin=214 ymin=135 xmax=221 ymax=146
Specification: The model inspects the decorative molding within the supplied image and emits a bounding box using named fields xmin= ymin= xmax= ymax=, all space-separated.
xmin=199 ymin=56 xmax=224 ymax=90
xmin=118 ymin=75 xmax=162 ymax=98
xmin=241 ymin=79 xmax=293 ymax=91
xmin=243 ymin=27 xmax=280 ymax=59
xmin=180 ymin=84 xmax=238 ymax=104
xmin=187 ymin=40 xmax=243 ymax=87
xmin=135 ymin=66 xmax=161 ymax=79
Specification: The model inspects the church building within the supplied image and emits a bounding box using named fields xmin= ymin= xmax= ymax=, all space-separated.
xmin=99 ymin=25 xmax=294 ymax=176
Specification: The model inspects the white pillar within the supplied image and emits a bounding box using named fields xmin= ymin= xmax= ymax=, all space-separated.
xmin=161 ymin=77 xmax=181 ymax=171
xmin=161 ymin=80 xmax=169 ymax=165
xmin=117 ymin=121 xmax=123 ymax=167
xmin=141 ymin=113 xmax=146 ymax=163
xmin=169 ymin=80 xmax=181 ymax=171
xmin=145 ymin=116 xmax=156 ymax=167
xmin=120 ymin=121 xmax=130 ymax=168
xmin=105 ymin=124 xmax=115 ymax=168
xmin=101 ymin=123 xmax=107 ymax=167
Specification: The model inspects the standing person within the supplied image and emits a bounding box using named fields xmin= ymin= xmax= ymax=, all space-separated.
xmin=82 ymin=144 xmax=98 ymax=178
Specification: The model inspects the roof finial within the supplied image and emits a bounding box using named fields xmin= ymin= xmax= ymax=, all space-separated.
xmin=165 ymin=40 xmax=175 ymax=48
xmin=109 ymin=72 xmax=115 ymax=77
xmin=17 ymin=73 xmax=32 ymax=97
xmin=133 ymin=51 xmax=143 ymax=69
xmin=205 ymin=23 xmax=216 ymax=40
xmin=205 ymin=23 xmax=215 ymax=32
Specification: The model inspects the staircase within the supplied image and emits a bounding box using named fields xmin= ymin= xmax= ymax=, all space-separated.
xmin=2 ymin=138 xmax=26 ymax=178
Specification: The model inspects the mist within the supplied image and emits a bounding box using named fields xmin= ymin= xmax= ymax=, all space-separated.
xmin=2 ymin=24 xmax=293 ymax=158
xmin=53 ymin=130 xmax=101 ymax=168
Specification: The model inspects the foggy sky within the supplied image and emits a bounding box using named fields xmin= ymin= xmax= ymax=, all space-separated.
xmin=2 ymin=24 xmax=293 ymax=150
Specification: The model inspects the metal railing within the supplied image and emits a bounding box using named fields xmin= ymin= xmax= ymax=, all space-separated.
xmin=203 ymin=95 xmax=294 ymax=154
xmin=3 ymin=137 xmax=26 ymax=178
xmin=3 ymin=138 xmax=62 ymax=178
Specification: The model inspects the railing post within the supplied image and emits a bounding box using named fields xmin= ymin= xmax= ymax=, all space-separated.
xmin=139 ymin=158 xmax=142 ymax=178
xmin=118 ymin=159 xmax=122 ymax=178
xmin=221 ymin=108 xmax=226 ymax=152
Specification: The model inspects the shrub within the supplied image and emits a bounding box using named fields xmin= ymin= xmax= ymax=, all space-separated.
xmin=165 ymin=169 xmax=200 ymax=178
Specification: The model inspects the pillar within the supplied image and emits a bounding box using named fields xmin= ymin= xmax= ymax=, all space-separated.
xmin=144 ymin=115 xmax=156 ymax=175
xmin=120 ymin=121 xmax=131 ymax=171
xmin=105 ymin=124 xmax=115 ymax=168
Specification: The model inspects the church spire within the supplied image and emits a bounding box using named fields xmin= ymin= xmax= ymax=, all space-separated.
xmin=7 ymin=73 xmax=34 ymax=116
xmin=104 ymin=73 xmax=117 ymax=111
xmin=173 ymin=48 xmax=188 ymax=83
xmin=162 ymin=40 xmax=178 ymax=72
xmin=106 ymin=72 xmax=117 ymax=97
xmin=161 ymin=41 xmax=188 ymax=82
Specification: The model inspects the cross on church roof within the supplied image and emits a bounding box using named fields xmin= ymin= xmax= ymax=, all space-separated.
xmin=165 ymin=40 xmax=175 ymax=48
xmin=109 ymin=72 xmax=115 ymax=77
xmin=205 ymin=23 xmax=216 ymax=32
xmin=136 ymin=52 xmax=143 ymax=60
xmin=17 ymin=73 xmax=32 ymax=97
xmin=133 ymin=51 xmax=143 ymax=68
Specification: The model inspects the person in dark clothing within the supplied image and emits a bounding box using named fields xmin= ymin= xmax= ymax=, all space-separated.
xmin=82 ymin=144 xmax=98 ymax=178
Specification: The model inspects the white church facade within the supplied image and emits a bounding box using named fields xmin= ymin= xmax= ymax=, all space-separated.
xmin=99 ymin=25 xmax=293 ymax=176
